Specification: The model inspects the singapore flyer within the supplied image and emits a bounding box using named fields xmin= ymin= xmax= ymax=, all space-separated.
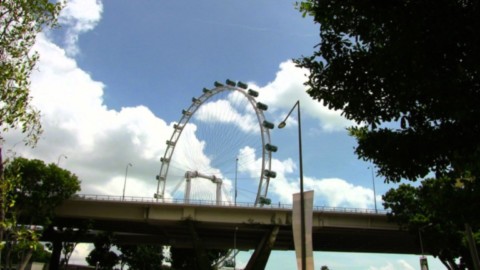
xmin=155 ymin=80 xmax=277 ymax=206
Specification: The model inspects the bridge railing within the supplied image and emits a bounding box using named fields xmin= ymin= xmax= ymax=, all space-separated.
xmin=72 ymin=194 xmax=387 ymax=214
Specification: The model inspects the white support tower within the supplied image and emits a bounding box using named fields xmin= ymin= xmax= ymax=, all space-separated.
xmin=185 ymin=171 xmax=223 ymax=205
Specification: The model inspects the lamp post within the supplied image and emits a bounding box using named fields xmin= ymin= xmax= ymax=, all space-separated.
xmin=122 ymin=163 xmax=132 ymax=200
xmin=370 ymin=166 xmax=378 ymax=213
xmin=57 ymin=154 xmax=67 ymax=166
xmin=235 ymin=157 xmax=238 ymax=206
xmin=418 ymin=223 xmax=432 ymax=270
xmin=234 ymin=226 xmax=238 ymax=269
xmin=278 ymin=100 xmax=306 ymax=270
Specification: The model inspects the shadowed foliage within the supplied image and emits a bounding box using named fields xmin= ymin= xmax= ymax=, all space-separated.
xmin=295 ymin=1 xmax=480 ymax=269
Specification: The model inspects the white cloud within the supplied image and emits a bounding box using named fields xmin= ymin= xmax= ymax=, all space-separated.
xmin=307 ymin=177 xmax=374 ymax=208
xmin=267 ymin=172 xmax=377 ymax=208
xmin=69 ymin=244 xmax=91 ymax=265
xmin=0 ymin=3 xmax=443 ymax=268
xmin=3 ymin=0 xmax=369 ymax=210
xmin=265 ymin=158 xmax=297 ymax=203
xmin=194 ymin=97 xmax=258 ymax=134
xmin=397 ymin=260 xmax=416 ymax=270
xmin=236 ymin=148 xmax=377 ymax=209
xmin=58 ymin=0 xmax=103 ymax=56
xmin=369 ymin=260 xmax=416 ymax=270
xmin=251 ymin=60 xmax=355 ymax=132
xmin=4 ymin=37 xmax=373 ymax=208
xmin=370 ymin=262 xmax=395 ymax=270
xmin=4 ymin=30 xmax=171 ymax=197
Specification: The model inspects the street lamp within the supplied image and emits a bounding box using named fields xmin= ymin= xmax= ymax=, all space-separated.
xmin=369 ymin=166 xmax=378 ymax=213
xmin=234 ymin=226 xmax=238 ymax=270
xmin=418 ymin=223 xmax=432 ymax=270
xmin=57 ymin=154 xmax=67 ymax=166
xmin=122 ymin=163 xmax=132 ymax=200
xmin=235 ymin=157 xmax=238 ymax=206
xmin=278 ymin=100 xmax=306 ymax=270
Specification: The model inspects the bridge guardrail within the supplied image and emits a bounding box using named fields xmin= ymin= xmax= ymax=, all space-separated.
xmin=72 ymin=194 xmax=387 ymax=214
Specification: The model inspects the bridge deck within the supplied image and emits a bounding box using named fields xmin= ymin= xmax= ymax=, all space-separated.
xmin=47 ymin=196 xmax=419 ymax=254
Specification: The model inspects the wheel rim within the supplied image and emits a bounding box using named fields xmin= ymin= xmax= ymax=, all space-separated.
xmin=155 ymin=80 xmax=276 ymax=206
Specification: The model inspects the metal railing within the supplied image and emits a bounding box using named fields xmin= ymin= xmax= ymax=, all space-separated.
xmin=72 ymin=194 xmax=387 ymax=214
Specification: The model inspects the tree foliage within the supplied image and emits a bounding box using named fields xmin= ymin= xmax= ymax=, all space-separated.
xmin=1 ymin=157 xmax=81 ymax=270
xmin=1 ymin=0 xmax=64 ymax=267
xmin=46 ymin=224 xmax=93 ymax=270
xmin=295 ymin=0 xmax=480 ymax=183
xmin=4 ymin=157 xmax=81 ymax=225
xmin=1 ymin=241 xmax=51 ymax=268
xmin=295 ymin=1 xmax=480 ymax=268
xmin=169 ymin=247 xmax=228 ymax=270
xmin=0 ymin=0 xmax=63 ymax=143
xmin=117 ymin=244 xmax=165 ymax=270
xmin=86 ymin=234 xmax=119 ymax=270
xmin=383 ymin=178 xmax=480 ymax=269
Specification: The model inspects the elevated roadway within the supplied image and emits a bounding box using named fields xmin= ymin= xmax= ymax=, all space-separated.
xmin=48 ymin=195 xmax=419 ymax=254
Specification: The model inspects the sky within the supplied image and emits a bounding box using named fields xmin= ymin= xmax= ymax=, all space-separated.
xmin=3 ymin=0 xmax=445 ymax=269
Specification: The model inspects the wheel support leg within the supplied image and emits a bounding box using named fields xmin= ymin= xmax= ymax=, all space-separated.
xmin=245 ymin=226 xmax=280 ymax=270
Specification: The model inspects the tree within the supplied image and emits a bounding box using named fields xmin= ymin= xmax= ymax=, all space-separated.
xmin=0 ymin=0 xmax=64 ymax=261
xmin=169 ymin=248 xmax=196 ymax=270
xmin=383 ymin=178 xmax=480 ymax=269
xmin=0 ymin=0 xmax=63 ymax=143
xmin=54 ymin=224 xmax=92 ymax=270
xmin=169 ymin=247 xmax=228 ymax=270
xmin=1 ymin=157 xmax=81 ymax=270
xmin=42 ymin=221 xmax=92 ymax=270
xmin=5 ymin=157 xmax=81 ymax=225
xmin=295 ymin=0 xmax=480 ymax=183
xmin=117 ymin=244 xmax=165 ymax=270
xmin=295 ymin=0 xmax=480 ymax=268
xmin=60 ymin=242 xmax=78 ymax=269
xmin=86 ymin=234 xmax=119 ymax=270
xmin=1 ymin=241 xmax=51 ymax=269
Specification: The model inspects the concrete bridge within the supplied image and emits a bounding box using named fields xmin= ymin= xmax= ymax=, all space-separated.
xmin=45 ymin=195 xmax=419 ymax=270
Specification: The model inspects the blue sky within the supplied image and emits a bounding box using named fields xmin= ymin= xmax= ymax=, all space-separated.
xmin=4 ymin=0 xmax=445 ymax=269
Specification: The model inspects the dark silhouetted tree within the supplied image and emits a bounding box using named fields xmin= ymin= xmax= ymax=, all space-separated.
xmin=295 ymin=1 xmax=480 ymax=268
xmin=1 ymin=157 xmax=80 ymax=270
xmin=86 ymin=234 xmax=119 ymax=270
xmin=117 ymin=244 xmax=164 ymax=270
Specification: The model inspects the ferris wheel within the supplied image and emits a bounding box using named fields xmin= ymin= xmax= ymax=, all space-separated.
xmin=154 ymin=80 xmax=277 ymax=206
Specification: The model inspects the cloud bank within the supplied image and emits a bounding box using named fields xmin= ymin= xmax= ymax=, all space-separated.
xmin=57 ymin=0 xmax=103 ymax=56
xmin=4 ymin=0 xmax=372 ymax=209
xmin=252 ymin=60 xmax=355 ymax=132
